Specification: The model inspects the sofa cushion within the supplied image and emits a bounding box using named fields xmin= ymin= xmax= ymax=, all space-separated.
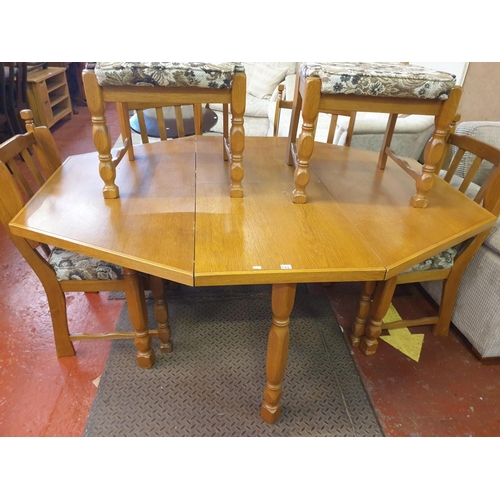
xmin=299 ymin=62 xmax=456 ymax=100
xmin=211 ymin=93 xmax=269 ymax=118
xmin=421 ymin=244 xmax=500 ymax=358
xmin=247 ymin=62 xmax=295 ymax=99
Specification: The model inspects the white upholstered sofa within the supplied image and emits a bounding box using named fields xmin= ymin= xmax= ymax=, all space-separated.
xmin=422 ymin=121 xmax=500 ymax=360
xmin=209 ymin=62 xmax=296 ymax=136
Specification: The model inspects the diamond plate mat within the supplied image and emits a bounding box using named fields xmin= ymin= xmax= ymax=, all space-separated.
xmin=84 ymin=285 xmax=383 ymax=437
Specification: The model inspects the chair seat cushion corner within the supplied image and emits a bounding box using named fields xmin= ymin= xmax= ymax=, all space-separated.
xmin=48 ymin=247 xmax=124 ymax=281
xmin=300 ymin=62 xmax=456 ymax=100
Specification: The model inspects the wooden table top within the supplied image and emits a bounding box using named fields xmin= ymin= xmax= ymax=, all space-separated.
xmin=9 ymin=136 xmax=497 ymax=287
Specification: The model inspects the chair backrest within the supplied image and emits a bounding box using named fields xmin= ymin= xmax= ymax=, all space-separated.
xmin=451 ymin=121 xmax=500 ymax=186
xmin=443 ymin=132 xmax=500 ymax=217
xmin=0 ymin=109 xmax=62 ymax=257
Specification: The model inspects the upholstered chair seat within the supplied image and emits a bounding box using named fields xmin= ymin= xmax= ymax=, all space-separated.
xmin=402 ymin=247 xmax=458 ymax=274
xmin=286 ymin=62 xmax=461 ymax=207
xmin=92 ymin=62 xmax=244 ymax=89
xmin=48 ymin=248 xmax=125 ymax=281
xmin=299 ymin=62 xmax=456 ymax=100
xmin=83 ymin=62 xmax=246 ymax=199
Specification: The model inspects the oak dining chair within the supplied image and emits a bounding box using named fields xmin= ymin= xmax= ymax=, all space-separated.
xmin=350 ymin=131 xmax=500 ymax=356
xmin=82 ymin=62 xmax=246 ymax=199
xmin=286 ymin=62 xmax=461 ymax=207
xmin=0 ymin=109 xmax=172 ymax=367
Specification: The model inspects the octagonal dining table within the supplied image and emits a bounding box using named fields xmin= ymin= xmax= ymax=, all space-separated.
xmin=9 ymin=136 xmax=496 ymax=423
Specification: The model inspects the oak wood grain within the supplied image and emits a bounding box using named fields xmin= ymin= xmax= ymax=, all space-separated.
xmin=10 ymin=136 xmax=496 ymax=288
xmin=10 ymin=138 xmax=197 ymax=285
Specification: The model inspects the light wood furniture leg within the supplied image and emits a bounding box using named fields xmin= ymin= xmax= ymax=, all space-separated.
xmin=123 ymin=267 xmax=155 ymax=368
xmin=286 ymin=72 xmax=302 ymax=166
xmin=149 ymin=275 xmax=172 ymax=353
xmin=411 ymin=87 xmax=462 ymax=208
xmin=360 ymin=276 xmax=398 ymax=355
xmin=193 ymin=104 xmax=202 ymax=136
xmin=261 ymin=282 xmax=297 ymax=424
xmin=82 ymin=70 xmax=119 ymax=199
xmin=377 ymin=113 xmax=398 ymax=170
xmin=228 ymin=72 xmax=245 ymax=198
xmin=432 ymin=268 xmax=462 ymax=337
xmin=222 ymin=104 xmax=229 ymax=161
xmin=293 ymin=77 xmax=321 ymax=204
xmin=10 ymin=231 xmax=76 ymax=357
xmin=351 ymin=281 xmax=376 ymax=347
xmin=431 ymin=236 xmax=485 ymax=337
xmin=117 ymin=102 xmax=134 ymax=161
xmin=27 ymin=246 xmax=76 ymax=357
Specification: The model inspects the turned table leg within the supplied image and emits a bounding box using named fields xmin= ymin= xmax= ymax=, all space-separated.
xmin=261 ymin=283 xmax=297 ymax=424
xmin=123 ymin=268 xmax=155 ymax=369
xmin=351 ymin=281 xmax=376 ymax=347
xmin=360 ymin=276 xmax=398 ymax=356
xmin=149 ymin=275 xmax=172 ymax=353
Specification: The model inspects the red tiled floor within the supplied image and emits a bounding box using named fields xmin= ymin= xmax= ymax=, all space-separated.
xmin=0 ymin=103 xmax=123 ymax=437
xmin=1 ymin=100 xmax=500 ymax=437
xmin=324 ymin=282 xmax=500 ymax=437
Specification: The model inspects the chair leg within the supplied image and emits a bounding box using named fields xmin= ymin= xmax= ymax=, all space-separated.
xmin=293 ymin=77 xmax=321 ymax=204
xmin=82 ymin=70 xmax=120 ymax=199
xmin=44 ymin=284 xmax=77 ymax=357
xmin=193 ymin=103 xmax=202 ymax=136
xmin=123 ymin=267 xmax=155 ymax=369
xmin=116 ymin=102 xmax=134 ymax=161
xmin=360 ymin=276 xmax=398 ymax=355
xmin=351 ymin=281 xmax=376 ymax=347
xmin=222 ymin=104 xmax=229 ymax=161
xmin=377 ymin=113 xmax=398 ymax=170
xmin=19 ymin=242 xmax=76 ymax=357
xmin=432 ymin=269 xmax=463 ymax=337
xmin=286 ymin=72 xmax=302 ymax=165
xmin=149 ymin=275 xmax=172 ymax=353
xmin=411 ymin=87 xmax=462 ymax=208
xmin=228 ymin=71 xmax=245 ymax=198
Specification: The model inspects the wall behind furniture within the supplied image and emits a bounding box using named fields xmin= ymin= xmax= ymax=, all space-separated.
xmin=457 ymin=62 xmax=500 ymax=122
xmin=411 ymin=62 xmax=500 ymax=123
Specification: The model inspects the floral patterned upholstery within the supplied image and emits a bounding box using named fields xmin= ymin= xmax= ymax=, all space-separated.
xmin=300 ymin=62 xmax=456 ymax=100
xmin=402 ymin=247 xmax=459 ymax=274
xmin=48 ymin=247 xmax=124 ymax=281
xmin=90 ymin=62 xmax=245 ymax=90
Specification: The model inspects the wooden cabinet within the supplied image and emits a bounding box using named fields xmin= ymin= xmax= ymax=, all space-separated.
xmin=27 ymin=67 xmax=73 ymax=128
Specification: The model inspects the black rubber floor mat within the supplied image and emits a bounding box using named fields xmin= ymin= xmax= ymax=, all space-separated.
xmin=85 ymin=284 xmax=383 ymax=437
